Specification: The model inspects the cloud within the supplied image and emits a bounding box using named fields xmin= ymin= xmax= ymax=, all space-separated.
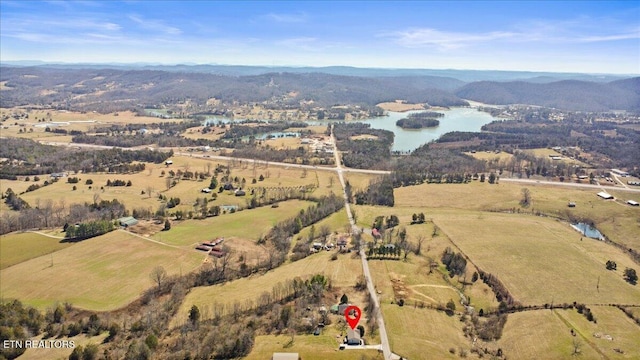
xmin=264 ymin=12 xmax=307 ymax=23
xmin=577 ymin=30 xmax=640 ymax=43
xmin=387 ymin=28 xmax=515 ymax=50
xmin=128 ymin=14 xmax=182 ymax=35
xmin=386 ymin=20 xmax=640 ymax=50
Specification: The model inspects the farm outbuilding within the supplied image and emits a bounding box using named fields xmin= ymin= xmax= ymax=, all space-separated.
xmin=597 ymin=191 xmax=614 ymax=200
xmin=627 ymin=200 xmax=639 ymax=206
xmin=118 ymin=216 xmax=138 ymax=227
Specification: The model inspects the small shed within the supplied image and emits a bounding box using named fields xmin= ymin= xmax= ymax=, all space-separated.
xmin=118 ymin=216 xmax=138 ymax=227
xmin=568 ymin=202 xmax=576 ymax=208
xmin=597 ymin=191 xmax=614 ymax=200
xmin=627 ymin=200 xmax=639 ymax=207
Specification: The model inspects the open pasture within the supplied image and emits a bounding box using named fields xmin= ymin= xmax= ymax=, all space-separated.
xmin=466 ymin=150 xmax=514 ymax=164
xmin=495 ymin=310 xmax=601 ymax=359
xmin=559 ymin=306 xmax=640 ymax=359
xmin=246 ymin=334 xmax=380 ymax=360
xmin=523 ymin=147 xmax=592 ymax=168
xmin=496 ymin=307 xmax=640 ymax=360
xmin=0 ymin=108 xmax=177 ymax=141
xmin=153 ymin=199 xmax=313 ymax=246
xmin=0 ymin=230 xmax=203 ymax=311
xmin=383 ymin=304 xmax=469 ymax=360
xmin=173 ymin=250 xmax=363 ymax=325
xmin=0 ymin=232 xmax=70 ymax=269
xmin=394 ymin=181 xmax=640 ymax=251
xmin=433 ymin=212 xmax=640 ymax=305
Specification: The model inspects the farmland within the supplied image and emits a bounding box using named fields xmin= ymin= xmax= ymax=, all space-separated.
xmin=434 ymin=212 xmax=640 ymax=305
xmin=152 ymin=199 xmax=314 ymax=246
xmin=495 ymin=307 xmax=640 ymax=359
xmin=0 ymin=231 xmax=70 ymax=269
xmin=0 ymin=230 xmax=203 ymax=311
xmin=246 ymin=334 xmax=380 ymax=360
xmin=173 ymin=250 xmax=363 ymax=326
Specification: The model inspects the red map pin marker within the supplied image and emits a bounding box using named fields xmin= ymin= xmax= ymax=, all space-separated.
xmin=344 ymin=305 xmax=361 ymax=330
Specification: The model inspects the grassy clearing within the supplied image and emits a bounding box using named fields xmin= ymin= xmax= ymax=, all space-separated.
xmin=433 ymin=212 xmax=640 ymax=305
xmin=524 ymin=148 xmax=591 ymax=168
xmin=246 ymin=334 xmax=380 ymax=360
xmin=292 ymin=208 xmax=351 ymax=249
xmin=376 ymin=101 xmax=425 ymax=112
xmin=14 ymin=153 xmax=361 ymax=220
xmin=0 ymin=230 xmax=203 ymax=311
xmin=0 ymin=232 xmax=71 ymax=269
xmin=466 ymin=150 xmax=514 ymax=164
xmin=383 ymin=304 xmax=469 ymax=359
xmin=0 ymin=109 xmax=176 ymax=141
xmin=558 ymin=306 xmax=640 ymax=359
xmin=495 ymin=310 xmax=601 ymax=359
xmin=153 ymin=199 xmax=313 ymax=246
xmin=173 ymin=251 xmax=363 ymax=325
xmin=394 ymin=181 xmax=640 ymax=252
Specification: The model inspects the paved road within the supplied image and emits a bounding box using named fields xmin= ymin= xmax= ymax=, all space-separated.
xmin=499 ymin=177 xmax=640 ymax=193
xmin=41 ymin=140 xmax=640 ymax=194
xmin=330 ymin=125 xmax=394 ymax=360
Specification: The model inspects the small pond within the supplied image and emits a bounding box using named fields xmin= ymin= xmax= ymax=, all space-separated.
xmin=571 ymin=223 xmax=605 ymax=240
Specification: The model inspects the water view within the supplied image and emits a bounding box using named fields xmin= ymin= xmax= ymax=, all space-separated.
xmin=195 ymin=106 xmax=505 ymax=152
xmin=356 ymin=107 xmax=505 ymax=152
xmin=571 ymin=222 xmax=605 ymax=240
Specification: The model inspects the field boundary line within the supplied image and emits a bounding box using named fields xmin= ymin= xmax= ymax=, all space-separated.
xmin=552 ymin=309 xmax=610 ymax=360
xmin=26 ymin=230 xmax=65 ymax=239
xmin=118 ymin=229 xmax=185 ymax=250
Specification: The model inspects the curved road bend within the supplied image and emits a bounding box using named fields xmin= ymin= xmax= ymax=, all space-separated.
xmin=330 ymin=125 xmax=395 ymax=360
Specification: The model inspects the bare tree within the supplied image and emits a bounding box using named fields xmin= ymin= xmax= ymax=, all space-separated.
xmin=415 ymin=235 xmax=425 ymax=255
xmin=150 ymin=266 xmax=167 ymax=289
xmin=572 ymin=338 xmax=581 ymax=356
xmin=146 ymin=185 xmax=154 ymax=199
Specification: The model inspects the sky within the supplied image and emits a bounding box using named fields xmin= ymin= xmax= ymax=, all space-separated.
xmin=1 ymin=1 xmax=639 ymax=74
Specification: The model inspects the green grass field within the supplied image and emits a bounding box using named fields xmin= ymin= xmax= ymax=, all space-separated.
xmin=245 ymin=334 xmax=380 ymax=360
xmin=173 ymin=250 xmax=363 ymax=326
xmin=0 ymin=230 xmax=203 ymax=311
xmin=495 ymin=307 xmax=640 ymax=360
xmin=383 ymin=304 xmax=469 ymax=359
xmin=393 ymin=181 xmax=640 ymax=252
xmin=152 ymin=199 xmax=313 ymax=246
xmin=433 ymin=212 xmax=640 ymax=305
xmin=0 ymin=232 xmax=71 ymax=269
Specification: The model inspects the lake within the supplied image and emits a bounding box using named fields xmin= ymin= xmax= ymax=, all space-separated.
xmin=200 ymin=106 xmax=505 ymax=152
xmin=354 ymin=107 xmax=504 ymax=152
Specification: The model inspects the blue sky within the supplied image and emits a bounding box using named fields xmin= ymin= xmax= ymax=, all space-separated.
xmin=1 ymin=1 xmax=638 ymax=74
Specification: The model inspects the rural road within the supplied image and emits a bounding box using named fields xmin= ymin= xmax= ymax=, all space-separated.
xmin=330 ymin=125 xmax=395 ymax=360
xmin=40 ymin=140 xmax=640 ymax=195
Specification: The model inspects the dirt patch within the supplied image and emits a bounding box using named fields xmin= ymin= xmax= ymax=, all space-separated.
xmin=224 ymin=237 xmax=270 ymax=267
xmin=377 ymin=101 xmax=425 ymax=112
xmin=389 ymin=271 xmax=412 ymax=300
xmin=127 ymin=220 xmax=165 ymax=237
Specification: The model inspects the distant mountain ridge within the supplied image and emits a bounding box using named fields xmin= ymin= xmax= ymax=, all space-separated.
xmin=0 ymin=65 xmax=638 ymax=112
xmin=455 ymin=78 xmax=640 ymax=111
xmin=1 ymin=61 xmax=632 ymax=82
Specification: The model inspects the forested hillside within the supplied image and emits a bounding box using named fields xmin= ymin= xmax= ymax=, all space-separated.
xmin=455 ymin=78 xmax=640 ymax=111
